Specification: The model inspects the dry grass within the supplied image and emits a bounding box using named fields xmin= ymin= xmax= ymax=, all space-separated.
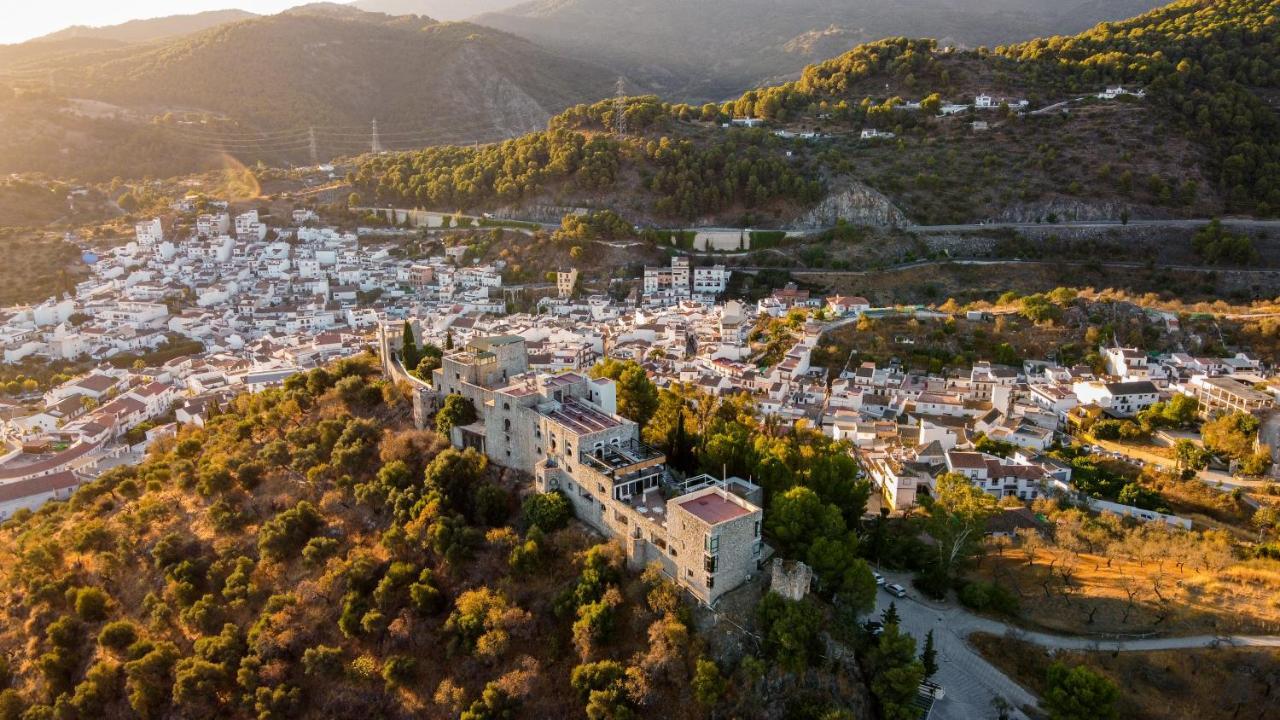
xmin=974 ymin=544 xmax=1280 ymax=636
xmin=971 ymin=631 xmax=1280 ymax=720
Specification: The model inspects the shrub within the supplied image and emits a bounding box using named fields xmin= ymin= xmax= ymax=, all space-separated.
xmin=409 ymin=569 xmax=445 ymax=615
xmin=0 ymin=690 xmax=22 ymax=720
xmin=522 ymin=491 xmax=572 ymax=532
xmin=258 ymin=501 xmax=325 ymax=562
xmin=74 ymin=587 xmax=111 ymax=622
xmin=301 ymin=536 xmax=339 ymax=566
xmin=302 ymin=645 xmax=343 ymax=677
xmin=348 ymin=655 xmax=379 ymax=682
xmin=381 ymin=655 xmax=416 ymax=688
xmin=98 ymin=621 xmax=139 ymax=652
xmin=958 ymin=580 xmax=1020 ymax=616
xmin=570 ymin=660 xmax=625 ymax=700
xmin=1043 ymin=662 xmax=1119 ymax=720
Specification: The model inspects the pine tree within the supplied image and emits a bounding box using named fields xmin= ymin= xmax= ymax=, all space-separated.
xmin=881 ymin=601 xmax=900 ymax=627
xmin=401 ymin=321 xmax=419 ymax=370
xmin=445 ymin=330 xmax=454 ymax=350
xmin=921 ymin=629 xmax=938 ymax=680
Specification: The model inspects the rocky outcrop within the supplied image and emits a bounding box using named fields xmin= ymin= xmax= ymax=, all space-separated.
xmin=992 ymin=199 xmax=1170 ymax=223
xmin=793 ymin=180 xmax=909 ymax=229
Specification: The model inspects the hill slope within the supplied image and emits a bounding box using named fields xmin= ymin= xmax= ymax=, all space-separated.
xmin=45 ymin=7 xmax=618 ymax=138
xmin=357 ymin=0 xmax=1280 ymax=225
xmin=351 ymin=0 xmax=519 ymax=20
xmin=0 ymin=7 xmax=620 ymax=179
xmin=0 ymin=11 xmax=258 ymax=72
xmin=474 ymin=0 xmax=1168 ymax=98
xmin=0 ymin=357 xmax=872 ymax=720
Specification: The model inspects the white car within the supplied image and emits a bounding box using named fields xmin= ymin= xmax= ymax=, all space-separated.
xmin=872 ymin=571 xmax=886 ymax=586
xmin=885 ymin=583 xmax=907 ymax=598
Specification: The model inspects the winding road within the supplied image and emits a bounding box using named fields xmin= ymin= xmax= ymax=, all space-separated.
xmin=872 ymin=571 xmax=1280 ymax=720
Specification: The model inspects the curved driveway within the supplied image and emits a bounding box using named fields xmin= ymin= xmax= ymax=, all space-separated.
xmin=872 ymin=572 xmax=1280 ymax=720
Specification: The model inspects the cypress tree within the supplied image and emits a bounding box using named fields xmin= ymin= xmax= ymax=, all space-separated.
xmin=401 ymin=321 xmax=419 ymax=370
xmin=921 ymin=629 xmax=938 ymax=680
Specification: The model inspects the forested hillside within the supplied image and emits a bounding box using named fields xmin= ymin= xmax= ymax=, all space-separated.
xmin=353 ymin=97 xmax=824 ymax=223
xmin=358 ymin=0 xmax=1278 ymax=224
xmin=0 ymin=356 xmax=878 ymax=720
xmin=475 ymin=0 xmax=1167 ymax=98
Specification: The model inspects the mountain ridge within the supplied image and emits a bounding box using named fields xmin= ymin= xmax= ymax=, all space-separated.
xmin=30 ymin=9 xmax=260 ymax=45
xmin=474 ymin=0 xmax=1169 ymax=99
xmin=0 ymin=7 xmax=623 ymax=179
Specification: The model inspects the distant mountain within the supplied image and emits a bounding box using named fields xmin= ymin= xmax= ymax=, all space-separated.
xmin=350 ymin=0 xmax=520 ymax=20
xmin=31 ymin=9 xmax=259 ymax=45
xmin=59 ymin=7 xmax=615 ymax=133
xmin=475 ymin=0 xmax=1168 ymax=98
xmin=0 ymin=7 xmax=620 ymax=178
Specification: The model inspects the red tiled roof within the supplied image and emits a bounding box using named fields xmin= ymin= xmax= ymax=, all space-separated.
xmin=75 ymin=374 xmax=117 ymax=393
xmin=0 ymin=470 xmax=81 ymax=504
xmin=0 ymin=442 xmax=99 ymax=481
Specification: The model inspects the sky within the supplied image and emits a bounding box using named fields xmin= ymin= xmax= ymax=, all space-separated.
xmin=1 ymin=1 xmax=298 ymax=44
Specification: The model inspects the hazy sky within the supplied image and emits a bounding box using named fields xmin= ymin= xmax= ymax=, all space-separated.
xmin=1 ymin=1 xmax=302 ymax=44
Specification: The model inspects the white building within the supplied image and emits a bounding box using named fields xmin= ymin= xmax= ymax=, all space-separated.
xmin=1072 ymin=380 xmax=1159 ymax=417
xmin=234 ymin=211 xmax=267 ymax=242
xmin=692 ymin=265 xmax=730 ymax=297
xmin=1104 ymin=346 xmax=1150 ymax=381
xmin=135 ymin=218 xmax=165 ymax=246
xmin=196 ymin=213 xmax=231 ymax=238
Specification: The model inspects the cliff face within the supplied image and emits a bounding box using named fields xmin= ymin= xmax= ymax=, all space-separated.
xmin=793 ymin=180 xmax=909 ymax=229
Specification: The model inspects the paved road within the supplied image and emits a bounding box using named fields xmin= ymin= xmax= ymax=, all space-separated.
xmin=733 ymin=256 xmax=1280 ymax=278
xmin=874 ymin=584 xmax=1038 ymax=720
xmin=902 ymin=218 xmax=1280 ymax=233
xmin=873 ymin=572 xmax=1280 ymax=720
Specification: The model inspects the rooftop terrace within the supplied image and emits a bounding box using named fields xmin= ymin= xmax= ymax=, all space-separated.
xmin=581 ymin=439 xmax=665 ymax=476
xmin=677 ymin=490 xmax=753 ymax=525
xmin=541 ymin=397 xmax=620 ymax=435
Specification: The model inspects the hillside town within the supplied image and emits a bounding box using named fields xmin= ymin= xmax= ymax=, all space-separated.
xmin=0 ymin=203 xmax=1276 ymax=605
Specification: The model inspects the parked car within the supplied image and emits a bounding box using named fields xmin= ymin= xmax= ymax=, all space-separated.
xmin=885 ymin=583 xmax=907 ymax=598
xmin=864 ymin=620 xmax=885 ymax=636
xmin=872 ymin=571 xmax=886 ymax=586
